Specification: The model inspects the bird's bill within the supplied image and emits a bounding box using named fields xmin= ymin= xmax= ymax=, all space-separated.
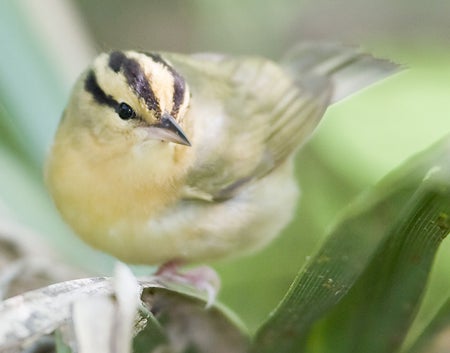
xmin=146 ymin=113 xmax=191 ymax=146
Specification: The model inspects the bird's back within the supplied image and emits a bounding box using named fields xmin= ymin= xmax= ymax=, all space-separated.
xmin=164 ymin=43 xmax=397 ymax=202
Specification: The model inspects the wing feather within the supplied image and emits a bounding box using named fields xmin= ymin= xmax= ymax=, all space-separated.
xmin=162 ymin=44 xmax=396 ymax=200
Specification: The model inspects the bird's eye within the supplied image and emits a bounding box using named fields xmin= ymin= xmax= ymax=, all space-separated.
xmin=116 ymin=102 xmax=136 ymax=120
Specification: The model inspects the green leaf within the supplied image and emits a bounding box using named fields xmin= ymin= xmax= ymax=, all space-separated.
xmin=306 ymin=190 xmax=448 ymax=353
xmin=251 ymin=136 xmax=450 ymax=353
xmin=406 ymin=298 xmax=450 ymax=353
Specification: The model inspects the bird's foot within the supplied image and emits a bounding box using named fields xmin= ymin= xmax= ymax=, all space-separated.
xmin=154 ymin=260 xmax=220 ymax=308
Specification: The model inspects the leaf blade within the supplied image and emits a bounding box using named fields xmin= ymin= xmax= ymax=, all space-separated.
xmin=252 ymin=136 xmax=450 ymax=353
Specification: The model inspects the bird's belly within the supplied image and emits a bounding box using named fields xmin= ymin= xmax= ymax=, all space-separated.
xmin=100 ymin=160 xmax=299 ymax=265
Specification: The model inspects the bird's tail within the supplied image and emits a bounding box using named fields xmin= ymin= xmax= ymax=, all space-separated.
xmin=280 ymin=42 xmax=400 ymax=104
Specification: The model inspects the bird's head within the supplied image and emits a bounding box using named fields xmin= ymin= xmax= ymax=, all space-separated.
xmin=65 ymin=50 xmax=191 ymax=148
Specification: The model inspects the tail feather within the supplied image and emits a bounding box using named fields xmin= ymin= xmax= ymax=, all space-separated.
xmin=280 ymin=42 xmax=400 ymax=104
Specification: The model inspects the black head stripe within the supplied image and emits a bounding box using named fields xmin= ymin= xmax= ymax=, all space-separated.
xmin=144 ymin=52 xmax=186 ymax=116
xmin=171 ymin=74 xmax=186 ymax=116
xmin=123 ymin=59 xmax=160 ymax=113
xmin=84 ymin=70 xmax=118 ymax=108
xmin=109 ymin=51 xmax=126 ymax=73
xmin=108 ymin=51 xmax=161 ymax=114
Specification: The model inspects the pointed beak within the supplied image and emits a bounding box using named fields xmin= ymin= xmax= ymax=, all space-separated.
xmin=146 ymin=113 xmax=191 ymax=146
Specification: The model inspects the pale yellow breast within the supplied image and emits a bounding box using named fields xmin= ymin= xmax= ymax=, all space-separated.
xmin=45 ymin=124 xmax=193 ymax=252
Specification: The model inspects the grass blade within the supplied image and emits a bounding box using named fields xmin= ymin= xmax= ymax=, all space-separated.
xmin=252 ymin=136 xmax=450 ymax=353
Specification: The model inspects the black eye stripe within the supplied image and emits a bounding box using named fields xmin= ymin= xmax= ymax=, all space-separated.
xmin=84 ymin=70 xmax=118 ymax=108
xmin=84 ymin=71 xmax=138 ymax=122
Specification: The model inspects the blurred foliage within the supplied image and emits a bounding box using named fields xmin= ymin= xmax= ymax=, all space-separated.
xmin=0 ymin=0 xmax=449 ymax=347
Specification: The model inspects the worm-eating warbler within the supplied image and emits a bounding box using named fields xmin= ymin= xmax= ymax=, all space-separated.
xmin=46 ymin=43 xmax=396 ymax=266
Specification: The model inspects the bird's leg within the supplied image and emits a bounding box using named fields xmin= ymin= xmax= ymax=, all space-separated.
xmin=154 ymin=260 xmax=220 ymax=308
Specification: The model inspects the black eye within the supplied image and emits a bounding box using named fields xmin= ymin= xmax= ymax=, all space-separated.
xmin=116 ymin=102 xmax=136 ymax=120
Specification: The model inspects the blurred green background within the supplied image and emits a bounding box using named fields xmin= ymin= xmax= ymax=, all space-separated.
xmin=1 ymin=0 xmax=449 ymax=338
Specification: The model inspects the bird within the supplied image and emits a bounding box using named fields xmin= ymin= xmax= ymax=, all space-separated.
xmin=45 ymin=43 xmax=396 ymax=287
